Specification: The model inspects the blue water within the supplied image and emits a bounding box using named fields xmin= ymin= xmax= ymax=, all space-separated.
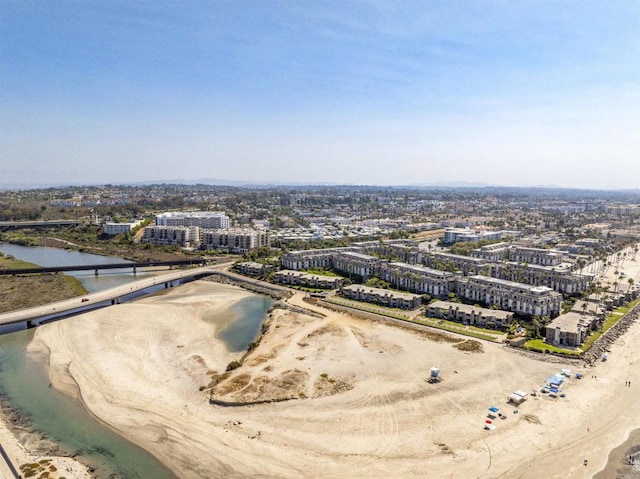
xmin=218 ymin=296 xmax=275 ymax=352
xmin=0 ymin=330 xmax=177 ymax=479
xmin=0 ymin=243 xmax=273 ymax=478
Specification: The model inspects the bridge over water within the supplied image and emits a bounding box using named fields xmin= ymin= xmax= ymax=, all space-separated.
xmin=0 ymin=266 xmax=218 ymax=328
xmin=0 ymin=259 xmax=208 ymax=276
xmin=0 ymin=220 xmax=84 ymax=231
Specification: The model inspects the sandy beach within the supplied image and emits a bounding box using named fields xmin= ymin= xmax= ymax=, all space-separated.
xmin=7 ymin=270 xmax=636 ymax=479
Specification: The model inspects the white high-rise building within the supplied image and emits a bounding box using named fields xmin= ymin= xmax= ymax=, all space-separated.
xmin=155 ymin=211 xmax=230 ymax=229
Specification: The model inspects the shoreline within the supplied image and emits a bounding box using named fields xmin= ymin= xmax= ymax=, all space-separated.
xmin=595 ymin=427 xmax=640 ymax=478
xmin=0 ymin=394 xmax=91 ymax=479
xmin=26 ymin=278 xmax=640 ymax=478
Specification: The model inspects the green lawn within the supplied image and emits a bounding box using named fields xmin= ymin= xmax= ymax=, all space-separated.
xmin=422 ymin=317 xmax=504 ymax=336
xmin=303 ymin=268 xmax=342 ymax=277
xmin=415 ymin=318 xmax=501 ymax=342
xmin=523 ymin=339 xmax=582 ymax=356
xmin=324 ymin=297 xmax=502 ymax=342
xmin=581 ymin=299 xmax=640 ymax=351
xmin=526 ymin=298 xmax=640 ymax=355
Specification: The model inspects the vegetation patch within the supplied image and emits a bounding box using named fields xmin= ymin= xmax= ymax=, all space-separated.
xmin=452 ymin=339 xmax=484 ymax=353
xmin=215 ymin=373 xmax=252 ymax=395
xmin=0 ymin=254 xmax=88 ymax=313
xmin=313 ymin=373 xmax=353 ymax=398
xmin=523 ymin=339 xmax=581 ymax=356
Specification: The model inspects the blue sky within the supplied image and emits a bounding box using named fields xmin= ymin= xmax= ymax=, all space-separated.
xmin=1 ymin=1 xmax=639 ymax=188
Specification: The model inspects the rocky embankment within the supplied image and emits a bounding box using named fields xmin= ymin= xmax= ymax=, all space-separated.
xmin=582 ymin=303 xmax=640 ymax=366
xmin=205 ymin=271 xmax=292 ymax=300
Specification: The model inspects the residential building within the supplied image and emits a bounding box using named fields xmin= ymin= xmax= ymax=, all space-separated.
xmin=544 ymin=312 xmax=599 ymax=347
xmin=103 ymin=220 xmax=143 ymax=236
xmin=490 ymin=262 xmax=592 ymax=295
xmin=456 ymin=275 xmax=562 ymax=317
xmin=356 ymin=240 xmax=422 ymax=264
xmin=426 ymin=252 xmax=490 ymax=274
xmin=200 ymin=229 xmax=268 ymax=253
xmin=426 ymin=301 xmax=513 ymax=329
xmin=281 ymin=247 xmax=359 ymax=270
xmin=274 ymin=270 xmax=343 ymax=289
xmin=508 ymin=246 xmax=564 ymax=266
xmin=155 ymin=211 xmax=230 ymax=229
xmin=443 ymin=228 xmax=503 ymax=244
xmin=470 ymin=242 xmax=510 ymax=262
xmin=142 ymin=225 xmax=200 ymax=247
xmin=332 ymin=251 xmax=380 ymax=281
xmin=235 ymin=262 xmax=272 ymax=277
xmin=340 ymin=284 xmax=421 ymax=310
xmin=378 ymin=262 xmax=455 ymax=298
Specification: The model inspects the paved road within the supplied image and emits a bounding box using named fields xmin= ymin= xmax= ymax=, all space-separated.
xmin=0 ymin=266 xmax=218 ymax=327
xmin=0 ymin=442 xmax=20 ymax=479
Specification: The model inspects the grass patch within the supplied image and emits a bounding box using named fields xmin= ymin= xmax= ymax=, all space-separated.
xmin=325 ymin=297 xmax=501 ymax=342
xmin=414 ymin=318 xmax=501 ymax=342
xmin=325 ymin=297 xmax=412 ymax=321
xmin=523 ymin=339 xmax=581 ymax=356
xmin=302 ymin=268 xmax=342 ymax=277
xmin=581 ymin=299 xmax=640 ymax=351
xmin=423 ymin=317 xmax=503 ymax=336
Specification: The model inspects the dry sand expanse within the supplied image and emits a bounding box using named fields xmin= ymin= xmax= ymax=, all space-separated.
xmin=6 ymin=278 xmax=640 ymax=478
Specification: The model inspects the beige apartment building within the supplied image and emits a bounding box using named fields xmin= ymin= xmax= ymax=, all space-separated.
xmin=200 ymin=229 xmax=269 ymax=253
xmin=142 ymin=225 xmax=200 ymax=247
xmin=273 ymin=270 xmax=343 ymax=289
xmin=281 ymin=247 xmax=360 ymax=270
xmin=378 ymin=262 xmax=456 ymax=298
xmin=340 ymin=284 xmax=421 ymax=310
xmin=508 ymin=246 xmax=565 ymax=266
xmin=456 ymin=275 xmax=562 ymax=317
xmin=426 ymin=301 xmax=514 ymax=329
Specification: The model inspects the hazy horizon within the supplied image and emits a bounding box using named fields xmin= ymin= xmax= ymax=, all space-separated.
xmin=1 ymin=2 xmax=639 ymax=189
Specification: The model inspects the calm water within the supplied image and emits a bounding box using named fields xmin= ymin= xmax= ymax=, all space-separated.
xmin=0 ymin=243 xmax=273 ymax=478
xmin=218 ymin=295 xmax=275 ymax=352
xmin=0 ymin=243 xmax=148 ymax=293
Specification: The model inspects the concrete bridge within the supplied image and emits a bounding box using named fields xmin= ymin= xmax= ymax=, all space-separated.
xmin=0 ymin=219 xmax=84 ymax=231
xmin=0 ymin=259 xmax=208 ymax=276
xmin=0 ymin=266 xmax=218 ymax=328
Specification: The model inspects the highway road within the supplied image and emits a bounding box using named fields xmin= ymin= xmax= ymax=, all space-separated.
xmin=0 ymin=266 xmax=218 ymax=327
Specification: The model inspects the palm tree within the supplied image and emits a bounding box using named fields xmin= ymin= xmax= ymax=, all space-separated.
xmin=628 ymin=278 xmax=635 ymax=293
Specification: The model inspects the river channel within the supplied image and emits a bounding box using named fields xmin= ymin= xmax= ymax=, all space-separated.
xmin=0 ymin=244 xmax=273 ymax=478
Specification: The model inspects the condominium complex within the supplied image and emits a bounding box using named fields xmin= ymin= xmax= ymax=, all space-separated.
xmin=274 ymin=270 xmax=344 ymax=289
xmin=544 ymin=312 xmax=599 ymax=347
xmin=103 ymin=220 xmax=143 ymax=236
xmin=425 ymin=251 xmax=490 ymax=274
xmin=456 ymin=275 xmax=562 ymax=317
xmin=281 ymin=248 xmax=359 ymax=270
xmin=469 ymin=242 xmax=510 ymax=262
xmin=378 ymin=262 xmax=455 ymax=297
xmin=143 ymin=225 xmax=267 ymax=252
xmin=507 ymin=246 xmax=564 ymax=266
xmin=142 ymin=225 xmax=200 ymax=247
xmin=340 ymin=284 xmax=421 ymax=310
xmin=356 ymin=240 xmax=422 ymax=264
xmin=490 ymin=262 xmax=591 ymax=295
xmin=155 ymin=211 xmax=231 ymax=229
xmin=200 ymin=229 xmax=268 ymax=253
xmin=332 ymin=251 xmax=380 ymax=281
xmin=443 ymin=228 xmax=503 ymax=244
xmin=426 ymin=301 xmax=514 ymax=329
